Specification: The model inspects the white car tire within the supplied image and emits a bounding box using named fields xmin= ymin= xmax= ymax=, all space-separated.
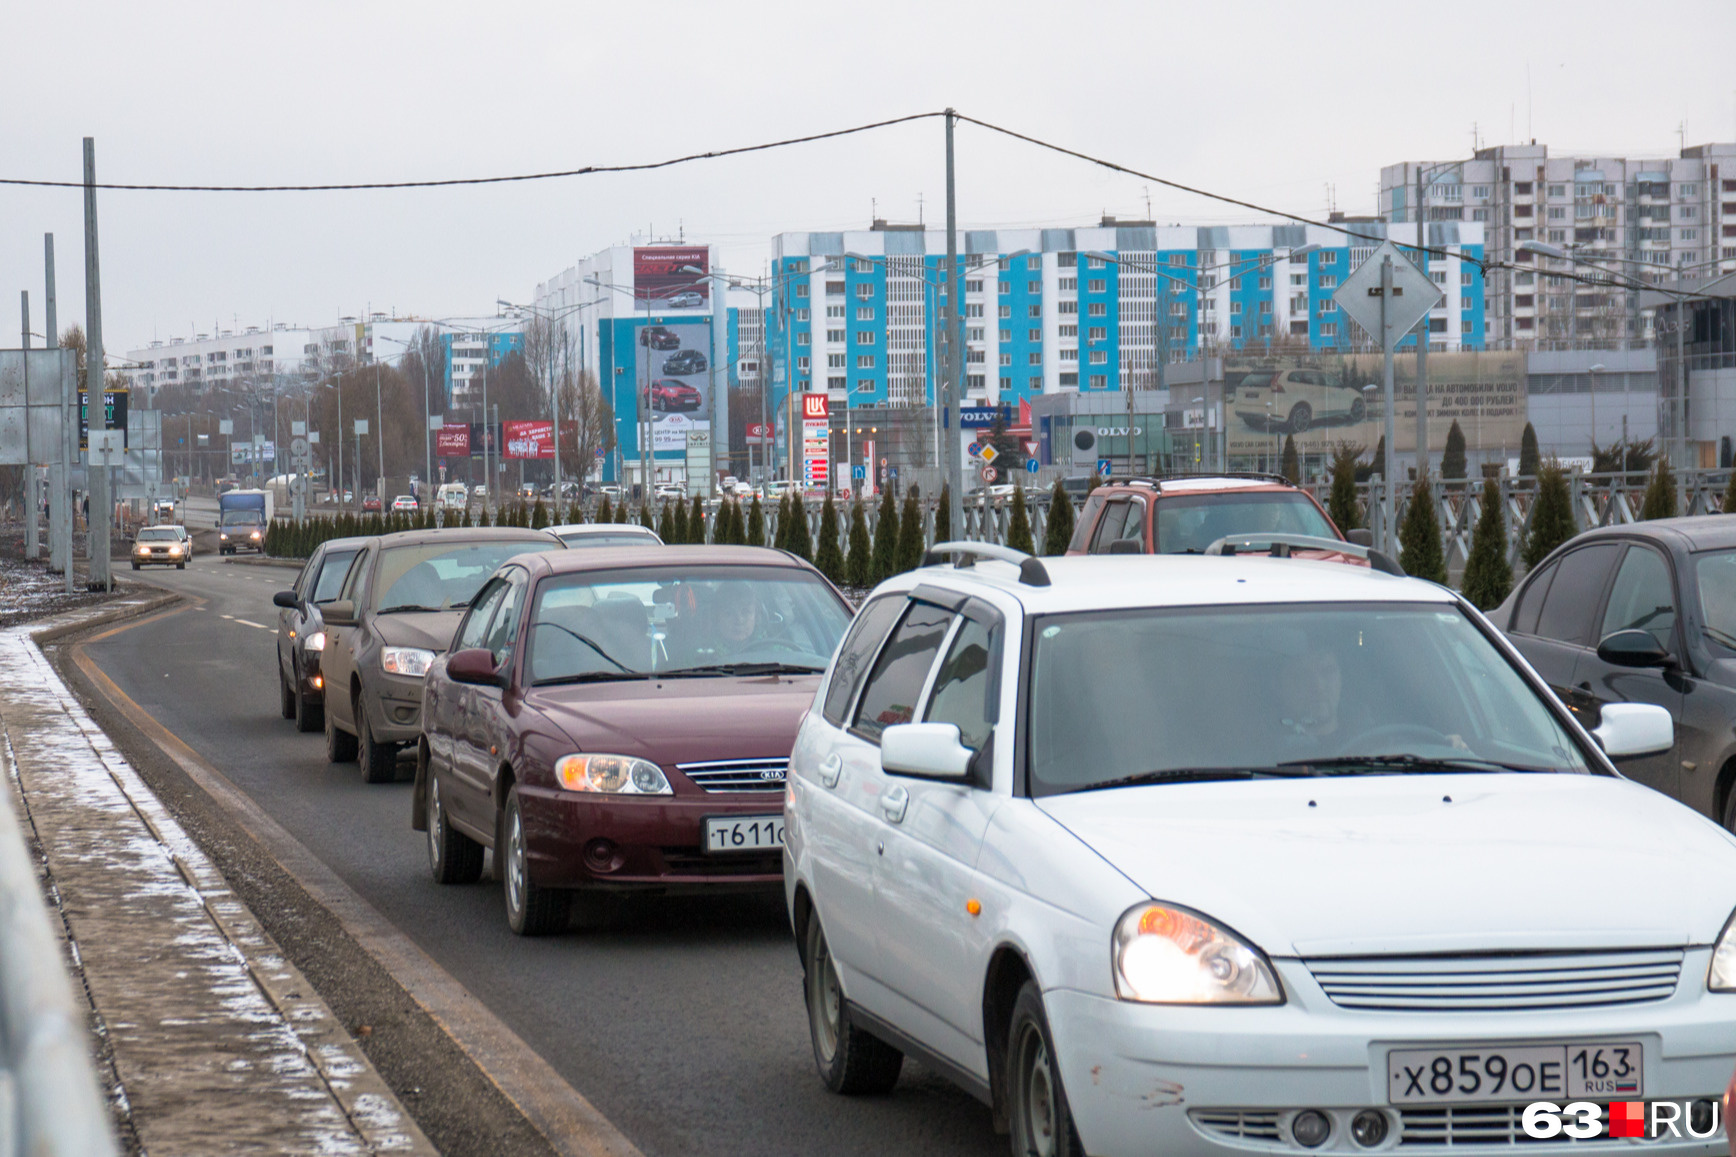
xmin=1008 ymin=981 xmax=1085 ymax=1157
xmin=803 ymin=915 xmax=902 ymax=1094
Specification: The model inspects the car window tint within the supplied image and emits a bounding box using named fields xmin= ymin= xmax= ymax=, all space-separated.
xmin=311 ymin=550 xmax=359 ymax=604
xmin=852 ymin=603 xmax=955 ymax=743
xmin=1069 ymin=494 xmax=1106 ymax=552
xmin=340 ymin=548 xmax=372 ymax=604
xmin=1089 ymin=501 xmax=1130 ymax=553
xmin=483 ymin=571 xmax=528 ymax=667
xmin=1534 ymin=544 xmax=1621 ymax=646
xmin=1600 ymin=546 xmax=1677 ymax=653
xmin=822 ymin=596 xmax=907 ymax=726
xmin=924 ymin=617 xmax=997 ymax=751
xmin=455 ymin=578 xmax=508 ymax=654
xmin=1511 ymin=559 xmax=1558 ymax=635
xmin=1120 ymin=499 xmax=1148 ymax=548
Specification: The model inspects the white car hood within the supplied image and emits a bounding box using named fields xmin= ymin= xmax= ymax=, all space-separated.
xmin=1036 ymin=773 xmax=1736 ymax=957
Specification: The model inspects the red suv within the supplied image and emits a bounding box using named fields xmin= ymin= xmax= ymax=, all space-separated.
xmin=1065 ymin=474 xmax=1379 ymax=566
xmin=651 ymin=379 xmax=703 ymax=412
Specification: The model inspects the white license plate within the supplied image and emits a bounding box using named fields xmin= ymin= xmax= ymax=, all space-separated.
xmin=1388 ymin=1042 xmax=1643 ymax=1104
xmin=702 ymin=814 xmax=785 ymax=853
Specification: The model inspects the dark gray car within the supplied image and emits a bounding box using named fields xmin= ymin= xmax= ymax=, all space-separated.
xmin=273 ymin=536 xmax=366 ymax=732
xmin=1490 ymin=515 xmax=1736 ymax=828
xmin=318 ymin=527 xmax=561 ymax=782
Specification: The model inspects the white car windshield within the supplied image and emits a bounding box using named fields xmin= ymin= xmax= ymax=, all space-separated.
xmin=524 ymin=566 xmax=850 ymax=684
xmin=1155 ymin=492 xmax=1337 ymax=553
xmin=1026 ymin=602 xmax=1592 ymax=795
xmin=137 ymin=528 xmax=178 ymax=541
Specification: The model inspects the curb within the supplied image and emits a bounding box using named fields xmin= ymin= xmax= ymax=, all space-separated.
xmin=223 ymin=555 xmax=305 ymax=570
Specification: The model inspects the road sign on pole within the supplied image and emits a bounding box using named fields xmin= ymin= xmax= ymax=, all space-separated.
xmin=1097 ymin=458 xmax=1113 ymax=477
xmin=978 ymin=444 xmax=998 ymax=465
xmin=980 ymin=465 xmax=996 ymax=482
xmin=1025 ymin=457 xmax=1040 ymax=474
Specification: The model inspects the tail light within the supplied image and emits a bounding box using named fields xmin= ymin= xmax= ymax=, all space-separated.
xmin=1269 ymin=379 xmax=1285 ymax=394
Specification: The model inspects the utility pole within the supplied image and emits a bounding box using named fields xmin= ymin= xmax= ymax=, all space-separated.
xmin=943 ymin=108 xmax=964 ymax=539
xmin=374 ymin=358 xmax=384 ymax=500
xmin=21 ymin=291 xmax=37 ymax=560
xmin=1415 ymin=165 xmax=1429 ymax=482
xmin=481 ymin=337 xmax=491 ymax=517
xmin=83 ymin=138 xmax=111 ymax=591
xmin=47 ymin=234 xmax=69 ymax=591
xmin=1380 ymin=256 xmax=1397 ymax=555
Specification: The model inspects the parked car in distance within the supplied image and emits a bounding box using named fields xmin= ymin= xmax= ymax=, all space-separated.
xmin=391 ymin=495 xmax=419 ymax=513
xmin=654 ymin=483 xmax=686 ymax=501
xmin=414 ymin=545 xmax=854 ymax=934
xmin=318 ymin=527 xmax=562 ymax=782
xmin=1232 ymin=366 xmax=1371 ymax=434
xmin=1489 ymin=515 xmax=1736 ymax=830
xmin=667 ymin=290 xmax=705 ymax=309
xmin=438 ymin=483 xmax=468 ymax=512
xmin=651 ymin=379 xmax=703 ymax=413
xmin=639 ymin=326 xmax=681 ymax=350
xmin=547 ymin=523 xmax=664 ymax=549
xmin=472 ymin=485 xmax=488 ymax=499
xmin=661 ymin=349 xmax=708 ymax=376
xmin=131 ymin=525 xmax=189 ymax=570
xmin=783 ymin=546 xmax=1720 ymax=1157
xmin=272 ymin=536 xmax=367 ymax=732
xmin=362 ymin=495 xmax=383 ymax=513
xmin=1066 ymin=475 xmax=1376 ymax=568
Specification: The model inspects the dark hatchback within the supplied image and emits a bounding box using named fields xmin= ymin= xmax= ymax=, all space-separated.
xmin=273 ymin=536 xmax=366 ymax=732
xmin=1491 ymin=515 xmax=1736 ymax=828
xmin=413 ymin=545 xmax=853 ymax=935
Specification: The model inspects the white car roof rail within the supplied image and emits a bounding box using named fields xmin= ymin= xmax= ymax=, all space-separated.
xmin=1203 ymin=533 xmax=1405 ymax=577
xmin=921 ymin=541 xmax=1051 ymax=587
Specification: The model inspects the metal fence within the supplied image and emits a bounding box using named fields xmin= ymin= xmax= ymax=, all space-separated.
xmin=0 ymin=746 xmax=117 ymax=1155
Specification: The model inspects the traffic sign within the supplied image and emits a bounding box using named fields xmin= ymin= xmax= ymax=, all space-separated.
xmin=1025 ymin=457 xmax=1040 ymax=474
xmin=1097 ymin=458 xmax=1113 ymax=477
xmin=979 ymin=444 xmax=999 ymax=465
xmin=1333 ymin=240 xmax=1440 ymax=351
xmin=852 ymin=464 xmax=866 ymax=480
xmin=980 ymin=465 xmax=996 ymax=482
xmin=290 ymin=437 xmax=310 ymax=458
xmin=967 ymin=441 xmax=983 ymax=459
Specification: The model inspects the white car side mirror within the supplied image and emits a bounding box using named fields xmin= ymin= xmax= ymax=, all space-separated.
xmin=1592 ymin=702 xmax=1673 ymax=760
xmin=881 ymin=723 xmax=974 ymax=781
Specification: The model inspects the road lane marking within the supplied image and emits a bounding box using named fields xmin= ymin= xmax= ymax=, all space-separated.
xmin=69 ymin=619 xmax=644 ymax=1157
xmin=233 ymin=619 xmax=269 ymax=630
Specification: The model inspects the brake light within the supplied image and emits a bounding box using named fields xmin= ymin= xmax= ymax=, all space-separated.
xmin=1269 ymin=379 xmax=1285 ymax=394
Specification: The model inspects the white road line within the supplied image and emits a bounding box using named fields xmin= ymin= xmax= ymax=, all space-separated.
xmin=232 ymin=619 xmax=269 ymax=630
xmin=219 ymin=614 xmax=234 ymax=620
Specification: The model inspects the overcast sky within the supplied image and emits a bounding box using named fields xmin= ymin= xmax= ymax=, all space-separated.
xmin=6 ymin=0 xmax=1734 ymax=357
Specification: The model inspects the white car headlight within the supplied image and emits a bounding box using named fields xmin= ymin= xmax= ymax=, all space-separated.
xmin=167 ymin=544 xmax=182 ymax=555
xmin=303 ymin=630 xmax=327 ymax=653
xmin=1709 ymin=909 xmax=1736 ymax=991
xmin=219 ymin=532 xmax=229 ymax=540
xmin=380 ymin=646 xmax=435 ymax=677
xmin=554 ymin=753 xmax=672 ymax=796
xmin=1113 ymin=903 xmax=1283 ymax=1005
xmin=136 ymin=545 xmax=150 ymax=555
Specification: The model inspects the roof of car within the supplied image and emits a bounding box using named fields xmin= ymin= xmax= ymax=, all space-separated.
xmin=1569 ymin=515 xmax=1736 ymax=553
xmin=361 ymin=526 xmax=559 ymax=548
xmin=547 ymin=523 xmax=661 ymax=538
xmin=1095 ymin=473 xmax=1301 ymax=495
xmin=516 ymin=544 xmax=823 ymax=578
xmin=876 ymin=553 xmax=1450 ymax=614
xmin=314 ymin=535 xmax=371 ymax=552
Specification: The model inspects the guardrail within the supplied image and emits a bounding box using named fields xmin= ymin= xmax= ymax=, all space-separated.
xmin=0 ymin=749 xmax=118 ymax=1155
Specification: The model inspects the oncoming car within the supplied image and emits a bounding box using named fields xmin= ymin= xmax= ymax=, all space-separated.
xmin=784 ymin=545 xmax=1736 ymax=1157
xmin=131 ymin=525 xmax=188 ymax=569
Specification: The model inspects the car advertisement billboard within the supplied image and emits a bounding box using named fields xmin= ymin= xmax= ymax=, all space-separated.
xmin=435 ymin=426 xmax=470 ymax=457
xmin=502 ymin=420 xmax=554 ymax=459
xmin=1222 ymin=350 xmax=1526 ymax=458
xmin=637 ymin=318 xmax=713 ymax=456
xmin=633 ymin=247 xmax=709 ymax=308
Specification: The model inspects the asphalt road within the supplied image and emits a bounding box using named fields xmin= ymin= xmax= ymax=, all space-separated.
xmin=84 ymin=554 xmax=1001 ymax=1157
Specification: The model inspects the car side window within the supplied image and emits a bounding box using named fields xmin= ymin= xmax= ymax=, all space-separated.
xmin=339 ymin=548 xmax=372 ymax=605
xmin=1600 ymin=546 xmax=1677 ymax=653
xmin=1511 ymin=558 xmax=1558 ymax=635
xmin=822 ymin=596 xmax=906 ymax=727
xmin=1069 ymin=494 xmax=1106 ymax=552
xmin=1118 ymin=498 xmax=1148 ymax=549
xmin=1089 ymin=500 xmax=1130 ymax=553
xmin=852 ymin=602 xmax=956 ymax=744
xmin=454 ymin=578 xmax=508 ymax=654
xmin=482 ymin=570 xmax=528 ymax=668
xmin=311 ymin=549 xmax=359 ymax=604
xmin=923 ymin=616 xmax=998 ymax=752
xmin=1534 ymin=544 xmax=1621 ymax=646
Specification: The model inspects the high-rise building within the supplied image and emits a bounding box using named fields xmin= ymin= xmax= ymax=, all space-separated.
xmin=1382 ymin=142 xmax=1736 ymax=348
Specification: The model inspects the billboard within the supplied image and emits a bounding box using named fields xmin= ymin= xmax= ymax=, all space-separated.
xmin=79 ymin=388 xmax=130 ymax=450
xmin=468 ymin=422 xmax=502 ymax=459
xmin=503 ymin=420 xmax=554 ymax=459
xmin=1222 ymin=351 xmax=1526 ymax=458
xmin=638 ymin=317 xmax=714 ymax=456
xmin=435 ymin=426 xmax=470 ymax=457
xmin=633 ymin=247 xmax=710 ymax=307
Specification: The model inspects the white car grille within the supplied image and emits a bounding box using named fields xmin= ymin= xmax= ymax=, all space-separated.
xmin=1191 ymin=1109 xmax=1282 ymax=1142
xmin=675 ymin=758 xmax=788 ymax=794
xmin=1399 ymin=1104 xmax=1629 ymax=1146
xmin=1306 ymin=950 xmax=1683 ymax=1012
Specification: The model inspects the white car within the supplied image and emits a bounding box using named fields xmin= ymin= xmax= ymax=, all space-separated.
xmin=390 ymin=495 xmax=418 ymax=513
xmin=785 ymin=545 xmax=1736 ymax=1157
xmin=546 ymin=523 xmax=664 ymax=549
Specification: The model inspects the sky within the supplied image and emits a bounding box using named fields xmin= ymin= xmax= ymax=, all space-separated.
xmin=5 ymin=0 xmax=1735 ymax=358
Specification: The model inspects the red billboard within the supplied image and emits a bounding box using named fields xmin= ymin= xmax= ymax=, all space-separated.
xmin=435 ymin=426 xmax=470 ymax=457
xmin=633 ymin=247 xmax=709 ymax=306
xmin=502 ymin=420 xmax=554 ymax=460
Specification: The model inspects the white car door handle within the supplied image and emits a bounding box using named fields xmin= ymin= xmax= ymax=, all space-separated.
xmin=818 ymin=753 xmax=843 ymax=788
xmin=881 ymin=784 xmax=909 ymax=824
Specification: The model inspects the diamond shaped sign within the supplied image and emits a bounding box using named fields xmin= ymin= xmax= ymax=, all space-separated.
xmin=1332 ymin=240 xmax=1441 ymax=351
xmin=978 ymin=444 xmax=998 ymax=464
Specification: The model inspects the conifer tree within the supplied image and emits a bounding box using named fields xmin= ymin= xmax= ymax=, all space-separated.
xmin=1459 ymin=476 xmax=1513 ymax=610
xmin=1006 ymin=483 xmax=1035 ymax=555
xmin=1641 ymin=456 xmax=1678 ymax=521
xmin=845 ymin=498 xmax=871 ymax=587
xmin=1280 ymin=435 xmax=1301 ymax=484
xmin=1043 ymin=478 xmax=1075 ymax=555
xmin=873 ymin=487 xmax=900 ymax=580
xmin=786 ymin=495 xmax=813 ymax=561
xmin=814 ymin=493 xmax=844 ymax=582
xmin=933 ymin=483 xmax=952 ymax=544
xmin=1329 ymin=446 xmax=1361 ymax=531
xmin=1441 ymin=420 xmax=1468 ymax=484
xmin=597 ymin=495 xmax=613 ymax=523
xmin=1398 ymin=473 xmax=1448 ymax=584
xmin=1523 ymin=459 xmax=1577 ymax=568
xmin=746 ymin=495 xmax=766 ymax=547
xmin=1519 ymin=422 xmax=1541 ymax=477
xmin=895 ymin=486 xmax=925 ymax=574
xmin=531 ymin=498 xmax=548 ymax=529
xmin=658 ymin=502 xmax=676 ymax=543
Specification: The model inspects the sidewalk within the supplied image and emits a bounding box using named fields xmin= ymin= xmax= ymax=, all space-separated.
xmin=0 ymin=602 xmax=436 ymax=1156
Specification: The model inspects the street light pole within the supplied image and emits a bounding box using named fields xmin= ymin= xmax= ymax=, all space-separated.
xmin=943 ymin=109 xmax=963 ymax=538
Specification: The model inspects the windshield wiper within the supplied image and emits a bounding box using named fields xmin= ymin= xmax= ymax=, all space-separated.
xmin=377 ymin=603 xmax=447 ymax=614
xmin=1073 ymin=766 xmax=1314 ymax=793
xmin=658 ymin=662 xmax=825 ymax=678
xmin=1277 ymin=754 xmax=1552 ymax=776
xmin=531 ymin=671 xmax=654 ymax=686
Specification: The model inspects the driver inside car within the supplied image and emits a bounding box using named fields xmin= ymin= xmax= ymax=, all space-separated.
xmin=714 ymin=584 xmax=764 ymax=652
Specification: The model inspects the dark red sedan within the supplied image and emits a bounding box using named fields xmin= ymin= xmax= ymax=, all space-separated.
xmin=412 ymin=545 xmax=853 ymax=935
